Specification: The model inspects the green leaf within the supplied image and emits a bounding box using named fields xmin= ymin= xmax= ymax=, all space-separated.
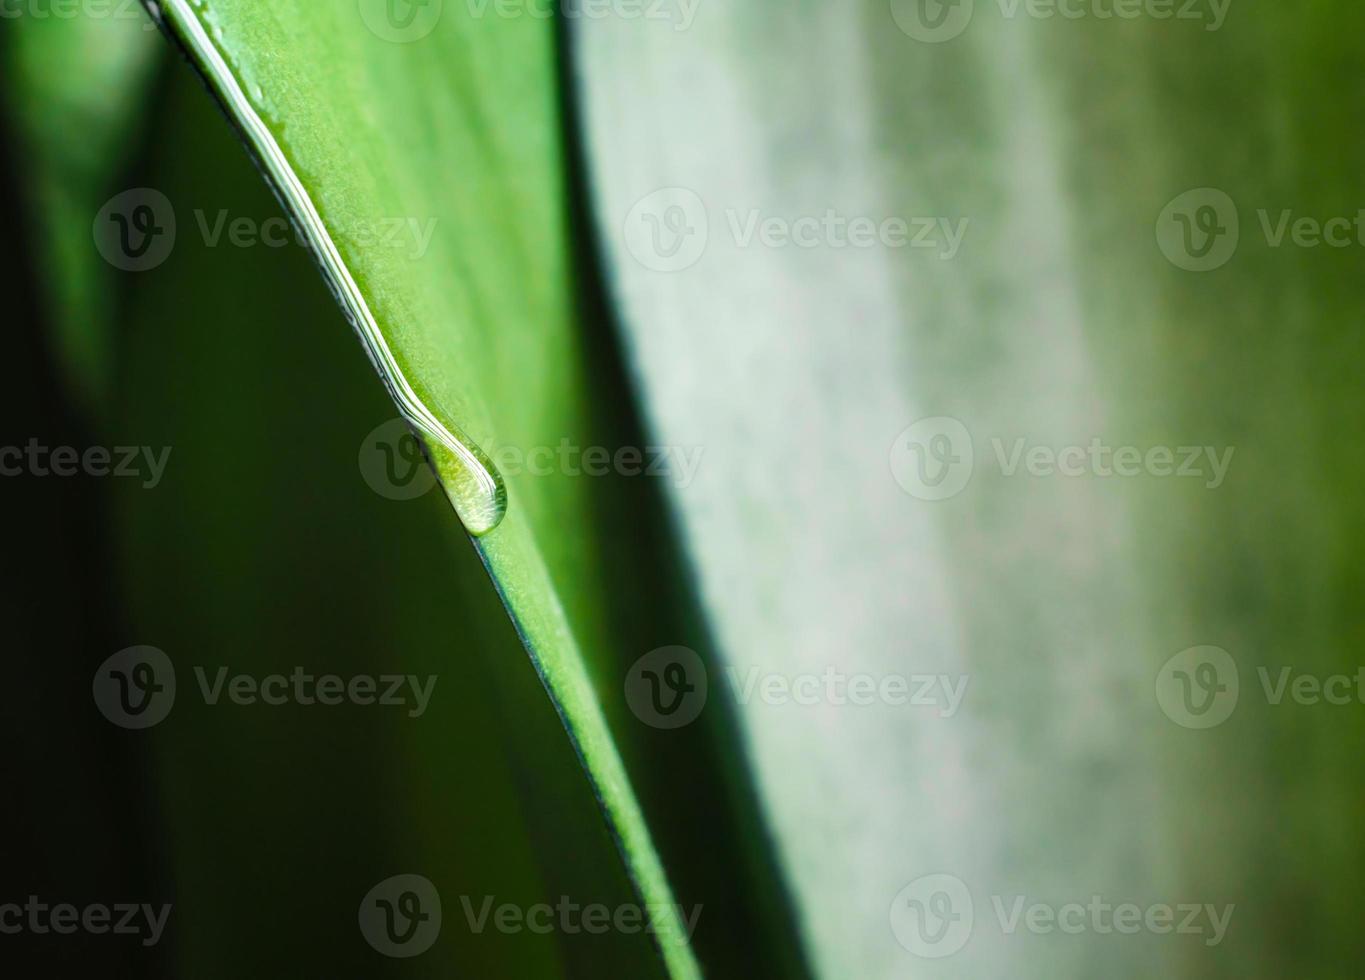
xmin=105 ymin=57 xmax=670 ymax=977
xmin=135 ymin=2 xmax=808 ymax=977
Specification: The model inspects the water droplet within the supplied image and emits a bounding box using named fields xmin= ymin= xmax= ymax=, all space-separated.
xmin=160 ymin=0 xmax=507 ymax=536
xmin=416 ymin=418 xmax=507 ymax=536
